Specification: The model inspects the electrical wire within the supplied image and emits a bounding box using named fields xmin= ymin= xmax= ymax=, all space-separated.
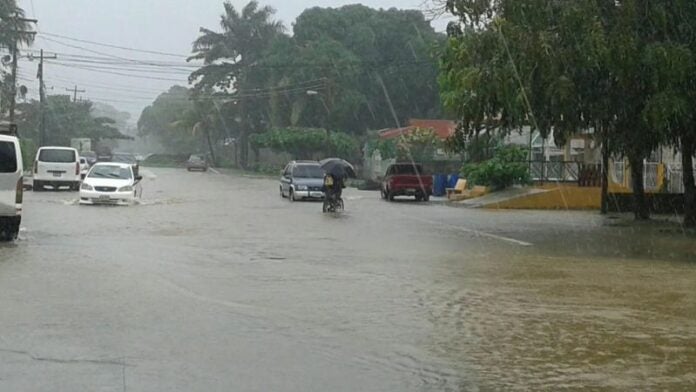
xmin=39 ymin=31 xmax=190 ymax=58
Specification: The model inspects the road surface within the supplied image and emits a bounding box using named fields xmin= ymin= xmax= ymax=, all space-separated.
xmin=1 ymin=168 xmax=695 ymax=391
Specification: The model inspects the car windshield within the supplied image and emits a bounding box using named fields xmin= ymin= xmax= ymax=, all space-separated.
xmin=0 ymin=141 xmax=17 ymax=173
xmin=11 ymin=1 xmax=696 ymax=391
xmin=39 ymin=149 xmax=75 ymax=163
xmin=293 ymin=165 xmax=324 ymax=178
xmin=88 ymin=165 xmax=132 ymax=179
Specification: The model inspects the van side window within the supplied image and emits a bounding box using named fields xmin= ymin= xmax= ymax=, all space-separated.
xmin=0 ymin=141 xmax=17 ymax=173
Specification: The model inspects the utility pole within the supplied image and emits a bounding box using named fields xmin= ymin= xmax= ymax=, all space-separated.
xmin=66 ymin=86 xmax=85 ymax=103
xmin=7 ymin=14 xmax=37 ymax=124
xmin=38 ymin=49 xmax=57 ymax=146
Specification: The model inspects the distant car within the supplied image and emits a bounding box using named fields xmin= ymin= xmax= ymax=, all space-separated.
xmin=112 ymin=152 xmax=140 ymax=177
xmin=381 ymin=163 xmax=433 ymax=202
xmin=280 ymin=161 xmax=325 ymax=201
xmin=33 ymin=146 xmax=82 ymax=191
xmin=79 ymin=157 xmax=90 ymax=179
xmin=80 ymin=151 xmax=98 ymax=166
xmin=0 ymin=133 xmax=22 ymax=241
xmin=186 ymin=155 xmax=209 ymax=172
xmin=79 ymin=162 xmax=142 ymax=206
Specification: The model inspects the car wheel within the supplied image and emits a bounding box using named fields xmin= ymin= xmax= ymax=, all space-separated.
xmin=387 ymin=190 xmax=395 ymax=201
xmin=33 ymin=181 xmax=43 ymax=192
xmin=422 ymin=193 xmax=430 ymax=202
xmin=0 ymin=217 xmax=20 ymax=242
xmin=72 ymin=182 xmax=81 ymax=192
xmin=380 ymin=187 xmax=387 ymax=200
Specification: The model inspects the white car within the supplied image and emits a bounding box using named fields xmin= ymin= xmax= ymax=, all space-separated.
xmin=0 ymin=134 xmax=22 ymax=241
xmin=79 ymin=157 xmax=90 ymax=179
xmin=79 ymin=162 xmax=142 ymax=205
xmin=33 ymin=146 xmax=81 ymax=191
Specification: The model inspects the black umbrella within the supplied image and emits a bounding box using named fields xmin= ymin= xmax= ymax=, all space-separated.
xmin=320 ymin=158 xmax=356 ymax=178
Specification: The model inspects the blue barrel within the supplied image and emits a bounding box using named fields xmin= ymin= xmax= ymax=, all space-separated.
xmin=448 ymin=174 xmax=460 ymax=189
xmin=433 ymin=174 xmax=447 ymax=197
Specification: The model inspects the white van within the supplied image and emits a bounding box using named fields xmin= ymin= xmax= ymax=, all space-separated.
xmin=33 ymin=147 xmax=81 ymax=191
xmin=0 ymin=134 xmax=22 ymax=241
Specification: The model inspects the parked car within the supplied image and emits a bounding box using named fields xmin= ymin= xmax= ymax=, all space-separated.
xmin=186 ymin=155 xmax=209 ymax=172
xmin=79 ymin=162 xmax=142 ymax=206
xmin=0 ymin=133 xmax=22 ymax=241
xmin=80 ymin=151 xmax=98 ymax=166
xmin=33 ymin=146 xmax=81 ymax=191
xmin=280 ymin=161 xmax=326 ymax=201
xmin=381 ymin=163 xmax=433 ymax=202
xmin=79 ymin=157 xmax=90 ymax=179
xmin=112 ymin=152 xmax=140 ymax=177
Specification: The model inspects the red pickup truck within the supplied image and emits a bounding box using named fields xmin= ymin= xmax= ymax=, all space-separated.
xmin=381 ymin=163 xmax=433 ymax=202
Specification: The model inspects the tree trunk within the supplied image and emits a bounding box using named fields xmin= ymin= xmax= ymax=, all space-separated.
xmin=204 ymin=128 xmax=218 ymax=167
xmin=601 ymin=134 xmax=609 ymax=215
xmin=682 ymin=136 xmax=696 ymax=228
xmin=629 ymin=155 xmax=650 ymax=220
xmin=239 ymin=130 xmax=249 ymax=169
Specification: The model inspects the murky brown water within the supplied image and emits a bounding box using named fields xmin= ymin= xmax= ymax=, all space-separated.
xmin=1 ymin=168 xmax=695 ymax=391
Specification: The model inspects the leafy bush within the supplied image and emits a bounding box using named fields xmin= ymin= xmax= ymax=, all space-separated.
xmin=366 ymin=139 xmax=397 ymax=159
xmin=250 ymin=128 xmax=359 ymax=160
xmin=396 ymin=127 xmax=442 ymax=162
xmin=461 ymin=145 xmax=530 ymax=189
xmin=142 ymin=154 xmax=189 ymax=167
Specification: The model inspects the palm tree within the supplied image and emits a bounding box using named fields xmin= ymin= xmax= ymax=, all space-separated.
xmin=189 ymin=1 xmax=284 ymax=168
xmin=0 ymin=0 xmax=35 ymax=118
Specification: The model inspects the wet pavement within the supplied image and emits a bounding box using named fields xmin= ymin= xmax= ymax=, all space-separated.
xmin=1 ymin=168 xmax=696 ymax=391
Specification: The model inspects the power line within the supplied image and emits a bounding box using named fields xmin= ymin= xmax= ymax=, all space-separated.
xmin=38 ymin=36 xmax=193 ymax=72
xmin=45 ymin=61 xmax=186 ymax=82
xmin=46 ymin=59 xmax=193 ymax=76
xmin=39 ymin=31 xmax=190 ymax=58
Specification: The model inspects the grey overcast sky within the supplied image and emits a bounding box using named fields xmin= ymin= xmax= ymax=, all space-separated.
xmin=16 ymin=0 xmax=450 ymax=123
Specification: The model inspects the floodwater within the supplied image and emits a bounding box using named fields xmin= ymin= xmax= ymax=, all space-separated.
xmin=1 ymin=168 xmax=695 ymax=391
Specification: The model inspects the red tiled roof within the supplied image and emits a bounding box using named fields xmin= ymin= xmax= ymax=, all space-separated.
xmin=378 ymin=119 xmax=456 ymax=140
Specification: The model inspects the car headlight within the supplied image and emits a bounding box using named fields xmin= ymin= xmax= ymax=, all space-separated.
xmin=295 ymin=185 xmax=308 ymax=191
xmin=118 ymin=186 xmax=134 ymax=192
xmin=81 ymin=183 xmax=93 ymax=191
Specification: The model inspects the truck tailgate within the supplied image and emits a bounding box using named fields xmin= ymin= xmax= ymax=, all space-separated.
xmin=391 ymin=175 xmax=433 ymax=189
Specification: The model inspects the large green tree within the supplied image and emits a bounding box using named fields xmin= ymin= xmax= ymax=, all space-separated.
xmin=16 ymin=95 xmax=124 ymax=146
xmin=441 ymin=0 xmax=666 ymax=220
xmin=0 ymin=0 xmax=35 ymax=117
xmin=639 ymin=0 xmax=696 ymax=227
xmin=189 ymin=1 xmax=284 ymax=168
xmin=137 ymin=86 xmax=202 ymax=154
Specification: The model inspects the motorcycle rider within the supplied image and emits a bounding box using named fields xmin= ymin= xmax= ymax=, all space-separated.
xmin=324 ymin=166 xmax=346 ymax=204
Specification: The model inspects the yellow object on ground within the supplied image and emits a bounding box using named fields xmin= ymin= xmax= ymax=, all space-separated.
xmin=446 ymin=179 xmax=468 ymax=199
xmin=484 ymin=185 xmax=601 ymax=210
xmin=448 ymin=184 xmax=490 ymax=202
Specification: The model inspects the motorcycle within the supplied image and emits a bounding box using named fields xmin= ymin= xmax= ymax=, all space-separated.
xmin=322 ymin=175 xmax=344 ymax=213
xmin=323 ymin=191 xmax=344 ymax=213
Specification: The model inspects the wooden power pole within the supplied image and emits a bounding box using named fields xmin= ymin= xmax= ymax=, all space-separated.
xmin=66 ymin=85 xmax=86 ymax=103
xmin=38 ymin=49 xmax=57 ymax=146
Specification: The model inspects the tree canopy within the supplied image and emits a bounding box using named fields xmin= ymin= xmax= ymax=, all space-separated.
xmin=138 ymin=2 xmax=446 ymax=168
xmin=441 ymin=0 xmax=696 ymax=224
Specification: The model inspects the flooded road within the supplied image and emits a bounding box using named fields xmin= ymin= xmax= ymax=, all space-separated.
xmin=1 ymin=168 xmax=695 ymax=391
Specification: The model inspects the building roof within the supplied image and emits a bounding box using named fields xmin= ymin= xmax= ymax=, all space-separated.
xmin=378 ymin=119 xmax=456 ymax=140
